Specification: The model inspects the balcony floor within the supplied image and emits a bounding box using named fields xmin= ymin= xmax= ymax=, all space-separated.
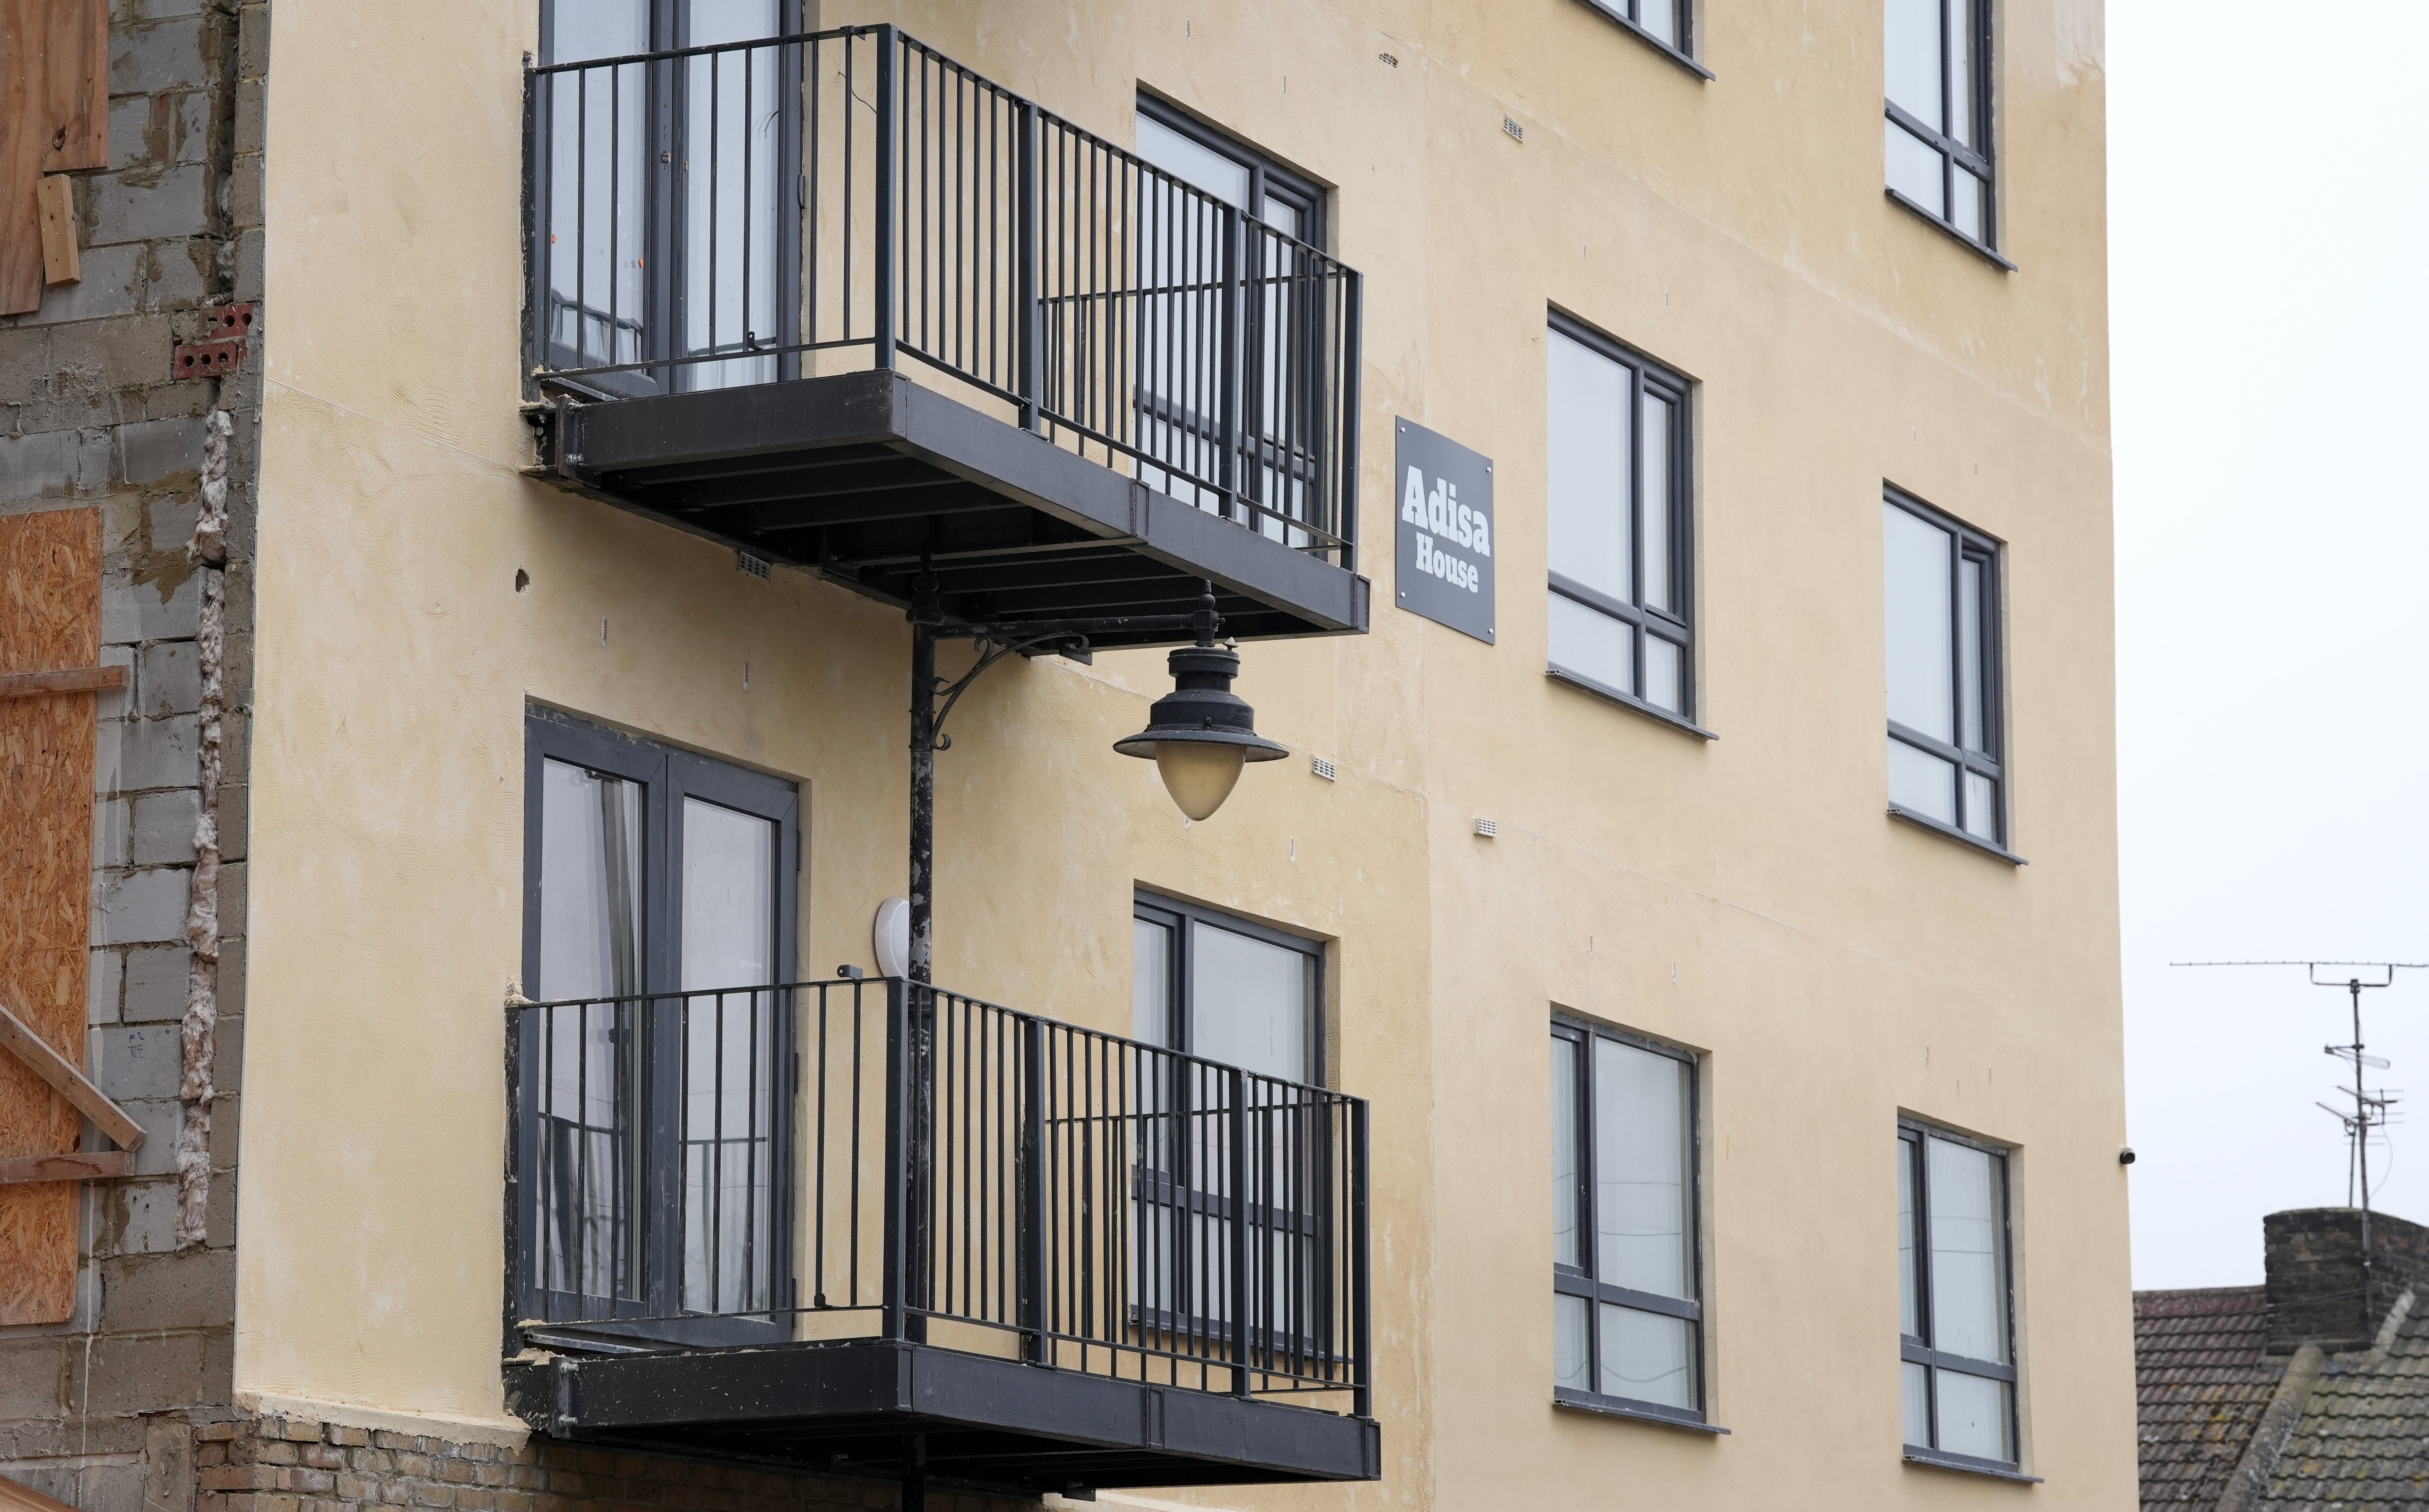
xmin=529 ymin=370 xmax=1368 ymax=650
xmin=504 ymin=1339 xmax=1379 ymax=1496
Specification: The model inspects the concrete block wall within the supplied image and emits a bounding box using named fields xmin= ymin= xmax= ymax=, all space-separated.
xmin=0 ymin=0 xmax=264 ymax=1505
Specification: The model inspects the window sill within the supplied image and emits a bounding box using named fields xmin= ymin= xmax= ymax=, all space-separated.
xmin=1555 ymin=1388 xmax=1729 ymax=1433
xmin=1904 ymin=1446 xmax=2041 ymax=1483
xmin=1887 ymin=805 xmax=2027 ymax=866
xmin=1568 ymin=0 xmax=1715 ymax=79
xmin=1884 ymin=187 xmax=2018 ymax=272
xmin=1548 ymin=667 xmax=1716 ymax=740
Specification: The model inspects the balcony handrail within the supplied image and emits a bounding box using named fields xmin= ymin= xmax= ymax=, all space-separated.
xmin=506 ymin=976 xmax=1372 ymax=1416
xmin=524 ymin=25 xmax=1363 ymax=568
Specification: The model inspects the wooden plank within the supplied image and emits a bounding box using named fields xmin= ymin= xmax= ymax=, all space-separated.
xmin=36 ymin=172 xmax=74 ymax=284
xmin=0 ymin=663 xmax=122 ymax=698
xmin=0 ymin=1001 xmax=144 ymax=1153
xmin=0 ymin=1472 xmax=85 ymax=1512
xmin=0 ymin=1152 xmax=129 ymax=1185
xmin=0 ymin=0 xmax=104 ymax=313
xmin=0 ymin=508 xmax=101 ymax=1326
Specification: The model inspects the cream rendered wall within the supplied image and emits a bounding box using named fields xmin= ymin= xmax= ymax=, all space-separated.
xmin=240 ymin=0 xmax=2125 ymax=1505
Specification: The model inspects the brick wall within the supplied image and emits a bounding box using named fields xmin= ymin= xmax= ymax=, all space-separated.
xmin=194 ymin=1417 xmax=1036 ymax=1512
xmin=0 ymin=0 xmax=263 ymax=1504
xmin=2263 ymin=1207 xmax=2429 ymax=1354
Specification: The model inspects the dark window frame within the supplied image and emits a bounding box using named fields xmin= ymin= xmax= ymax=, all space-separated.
xmin=1898 ymin=1118 xmax=2024 ymax=1473
xmin=1132 ymin=890 xmax=1327 ymax=1083
xmin=513 ymin=705 xmax=802 ymax=1347
xmin=1882 ymin=0 xmax=2002 ymax=259
xmin=1546 ymin=310 xmax=1700 ymax=732
xmin=1551 ymin=1014 xmax=1711 ymax=1429
xmin=1570 ymin=0 xmax=1712 ymax=79
xmin=1883 ymin=485 xmax=2012 ymax=857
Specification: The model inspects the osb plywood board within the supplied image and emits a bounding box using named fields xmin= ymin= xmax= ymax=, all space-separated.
xmin=0 ymin=0 xmax=108 ymax=315
xmin=0 ymin=506 xmax=101 ymax=1325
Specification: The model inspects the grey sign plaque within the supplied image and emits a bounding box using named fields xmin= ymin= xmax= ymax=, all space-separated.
xmin=1393 ymin=418 xmax=1495 ymax=644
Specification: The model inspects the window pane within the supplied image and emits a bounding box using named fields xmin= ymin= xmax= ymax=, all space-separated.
xmin=1189 ymin=921 xmax=1314 ymax=1083
xmin=540 ymin=759 xmax=645 ymax=1000
xmin=1553 ymin=1036 xmax=1582 ymax=1269
xmin=1962 ymin=772 xmax=1998 ymax=842
xmin=1637 ymin=0 xmax=1678 ymax=48
xmin=1935 ymin=1369 xmax=2014 ymax=1461
xmin=1884 ymin=0 xmax=1944 ymax=127
xmin=1947 ymin=0 xmax=1976 ymax=149
xmin=1548 ymin=331 xmax=1632 ymax=606
xmin=547 ymin=0 xmax=646 ymax=64
xmin=1903 ymin=1360 xmax=1932 ymax=1446
xmin=680 ymin=798 xmax=778 ymax=1314
xmin=1885 ymin=121 xmax=1944 ymax=213
xmin=1640 ymin=393 xmax=1674 ymax=613
xmin=1889 ymin=738 xmax=1957 ymax=823
xmin=1927 ymin=1137 xmax=2009 ymax=1364
xmin=1884 ymin=502 xmax=1955 ymax=741
xmin=1133 ymin=917 xmax=1174 ymax=1047
xmin=1957 ymin=557 xmax=1985 ymax=751
xmin=1551 ymin=595 xmax=1634 ymax=695
xmin=1599 ymin=1304 xmax=1697 ymax=1410
xmin=1593 ymin=1038 xmax=1693 ymax=1300
xmin=1137 ymin=113 xmax=1253 ymax=209
xmin=681 ymin=798 xmax=774 ymax=990
xmin=1555 ymin=1293 xmax=1591 ymax=1391
xmin=1644 ymin=637 xmax=1683 ymax=715
xmin=1899 ymin=1136 xmax=1921 ymax=1337
xmin=1950 ymin=168 xmax=1985 ymax=242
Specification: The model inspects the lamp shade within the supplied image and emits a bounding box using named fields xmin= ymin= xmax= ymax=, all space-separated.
xmin=1114 ymin=644 xmax=1287 ymax=820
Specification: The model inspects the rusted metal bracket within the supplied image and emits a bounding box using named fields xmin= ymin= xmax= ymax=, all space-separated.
xmin=0 ymin=999 xmax=143 ymax=1185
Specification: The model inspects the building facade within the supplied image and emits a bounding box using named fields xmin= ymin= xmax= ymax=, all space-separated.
xmin=1 ymin=0 xmax=2128 ymax=1508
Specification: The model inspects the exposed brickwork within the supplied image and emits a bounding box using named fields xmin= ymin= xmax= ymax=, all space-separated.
xmin=2263 ymin=1208 xmax=2429 ymax=1355
xmin=189 ymin=1417 xmax=1035 ymax=1512
xmin=0 ymin=0 xmax=264 ymax=1506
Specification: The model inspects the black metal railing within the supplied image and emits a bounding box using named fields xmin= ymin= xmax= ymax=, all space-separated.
xmin=507 ymin=978 xmax=1372 ymax=1413
xmin=525 ymin=26 xmax=1363 ymax=564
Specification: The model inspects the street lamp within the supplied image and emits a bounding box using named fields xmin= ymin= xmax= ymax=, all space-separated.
xmin=1114 ymin=591 xmax=1287 ymax=821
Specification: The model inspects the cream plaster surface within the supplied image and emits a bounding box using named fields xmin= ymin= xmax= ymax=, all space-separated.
xmin=240 ymin=0 xmax=2123 ymax=1506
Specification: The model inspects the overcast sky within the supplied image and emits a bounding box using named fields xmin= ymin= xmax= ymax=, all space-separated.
xmin=2113 ymin=1 xmax=2429 ymax=1288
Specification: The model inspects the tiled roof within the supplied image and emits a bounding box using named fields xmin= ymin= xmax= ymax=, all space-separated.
xmin=2258 ymin=1297 xmax=2429 ymax=1511
xmin=2137 ymin=1285 xmax=2284 ymax=1510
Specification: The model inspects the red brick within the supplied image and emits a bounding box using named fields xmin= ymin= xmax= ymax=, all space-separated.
xmin=412 ymin=1487 xmax=453 ymax=1509
xmin=373 ymin=1434 xmax=413 ymax=1452
xmin=394 ymin=1457 xmax=431 ymax=1480
xmin=331 ymin=1428 xmax=370 ymax=1448
xmin=282 ymin=1421 xmax=325 ymax=1444
xmin=259 ymin=1443 xmax=300 ymax=1466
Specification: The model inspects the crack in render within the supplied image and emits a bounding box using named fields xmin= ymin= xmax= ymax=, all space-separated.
xmin=176 ymin=409 xmax=231 ymax=1249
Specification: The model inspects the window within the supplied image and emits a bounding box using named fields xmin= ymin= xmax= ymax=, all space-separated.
xmin=536 ymin=0 xmax=802 ymax=392
xmin=1882 ymin=490 xmax=2005 ymax=850
xmin=1899 ymin=1122 xmax=2018 ymax=1469
xmin=1884 ymin=0 xmax=1995 ymax=249
xmin=1132 ymin=98 xmax=1329 ymax=546
xmin=1551 ymin=1019 xmax=1705 ymax=1425
xmin=1574 ymin=0 xmax=1694 ymax=64
xmin=1546 ymin=317 xmax=1695 ymax=723
xmin=1130 ymin=895 xmax=1326 ymax=1338
xmin=518 ymin=708 xmax=800 ymax=1344
xmin=1132 ymin=893 xmax=1321 ymax=1087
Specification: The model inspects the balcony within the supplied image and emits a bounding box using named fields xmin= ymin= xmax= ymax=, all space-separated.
xmin=502 ymin=979 xmax=1376 ymax=1497
xmin=521 ymin=26 xmax=1366 ymax=648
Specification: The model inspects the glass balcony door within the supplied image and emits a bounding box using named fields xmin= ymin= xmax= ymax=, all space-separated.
xmin=539 ymin=0 xmax=798 ymax=393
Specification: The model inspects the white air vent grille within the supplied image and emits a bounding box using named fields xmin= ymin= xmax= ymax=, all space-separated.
xmin=1474 ymin=817 xmax=1499 ymax=838
xmin=1310 ymin=755 xmax=1338 ymax=782
xmin=736 ymin=551 xmax=772 ymax=580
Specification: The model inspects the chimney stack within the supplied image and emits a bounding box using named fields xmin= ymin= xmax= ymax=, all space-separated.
xmin=2263 ymin=1207 xmax=2429 ymax=1353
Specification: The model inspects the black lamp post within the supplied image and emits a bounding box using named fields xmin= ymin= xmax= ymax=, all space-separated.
xmin=1112 ymin=589 xmax=1287 ymax=820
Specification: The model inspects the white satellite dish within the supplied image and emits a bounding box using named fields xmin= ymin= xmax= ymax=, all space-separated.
xmin=873 ymin=897 xmax=911 ymax=979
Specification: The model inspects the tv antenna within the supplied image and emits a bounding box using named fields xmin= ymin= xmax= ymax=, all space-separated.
xmin=2174 ymin=960 xmax=2426 ymax=1318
